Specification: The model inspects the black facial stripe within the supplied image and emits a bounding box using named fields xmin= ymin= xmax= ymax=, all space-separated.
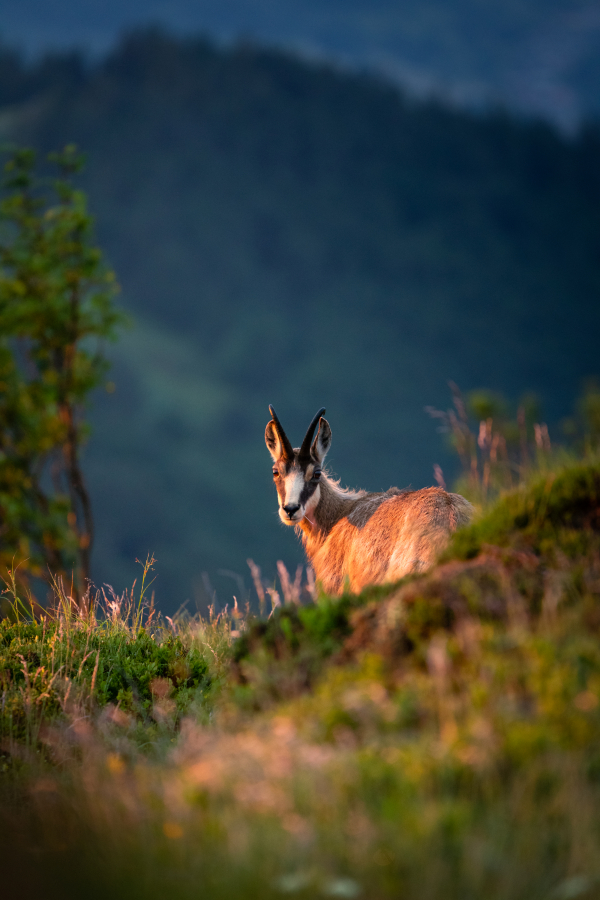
xmin=299 ymin=480 xmax=318 ymax=506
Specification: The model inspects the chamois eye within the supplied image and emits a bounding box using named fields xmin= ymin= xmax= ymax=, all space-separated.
xmin=272 ymin=468 xmax=280 ymax=478
xmin=312 ymin=468 xmax=322 ymax=481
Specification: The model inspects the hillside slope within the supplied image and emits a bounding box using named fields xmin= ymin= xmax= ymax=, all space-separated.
xmin=2 ymin=457 xmax=600 ymax=899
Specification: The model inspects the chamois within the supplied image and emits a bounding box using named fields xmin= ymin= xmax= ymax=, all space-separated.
xmin=265 ymin=406 xmax=472 ymax=595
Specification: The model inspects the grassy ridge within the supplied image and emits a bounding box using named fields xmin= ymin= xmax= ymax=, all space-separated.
xmin=1 ymin=459 xmax=600 ymax=898
xmin=233 ymin=459 xmax=600 ymax=703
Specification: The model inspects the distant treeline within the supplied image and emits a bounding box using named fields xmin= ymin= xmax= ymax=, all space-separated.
xmin=1 ymin=29 xmax=599 ymax=610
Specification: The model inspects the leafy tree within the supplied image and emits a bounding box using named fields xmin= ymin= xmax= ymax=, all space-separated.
xmin=0 ymin=146 xmax=123 ymax=597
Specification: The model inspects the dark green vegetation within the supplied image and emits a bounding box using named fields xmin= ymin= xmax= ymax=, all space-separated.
xmin=450 ymin=461 xmax=600 ymax=561
xmin=0 ymin=615 xmax=210 ymax=747
xmin=0 ymin=148 xmax=123 ymax=592
xmin=2 ymin=456 xmax=600 ymax=899
xmin=0 ymin=567 xmax=219 ymax=755
xmin=1 ymin=30 xmax=599 ymax=609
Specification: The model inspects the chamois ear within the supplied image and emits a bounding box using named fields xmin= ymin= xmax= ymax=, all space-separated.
xmin=265 ymin=420 xmax=284 ymax=461
xmin=311 ymin=417 xmax=332 ymax=463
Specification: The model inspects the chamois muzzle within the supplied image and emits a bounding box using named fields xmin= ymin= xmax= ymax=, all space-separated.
xmin=283 ymin=503 xmax=301 ymax=520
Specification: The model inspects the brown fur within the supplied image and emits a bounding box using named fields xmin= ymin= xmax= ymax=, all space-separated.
xmin=298 ymin=475 xmax=472 ymax=594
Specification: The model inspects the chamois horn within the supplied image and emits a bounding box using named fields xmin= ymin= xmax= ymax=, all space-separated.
xmin=268 ymin=405 xmax=294 ymax=460
xmin=299 ymin=407 xmax=326 ymax=460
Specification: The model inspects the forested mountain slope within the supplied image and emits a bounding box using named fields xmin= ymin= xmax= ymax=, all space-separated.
xmin=3 ymin=0 xmax=600 ymax=128
xmin=0 ymin=31 xmax=599 ymax=610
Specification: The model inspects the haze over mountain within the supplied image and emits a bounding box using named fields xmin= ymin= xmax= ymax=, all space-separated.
xmin=2 ymin=0 xmax=600 ymax=130
xmin=0 ymin=30 xmax=599 ymax=610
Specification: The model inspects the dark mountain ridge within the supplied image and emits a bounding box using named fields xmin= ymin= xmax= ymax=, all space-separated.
xmin=3 ymin=0 xmax=600 ymax=129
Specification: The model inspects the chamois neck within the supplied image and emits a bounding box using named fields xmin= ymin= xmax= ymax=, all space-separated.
xmin=298 ymin=473 xmax=363 ymax=550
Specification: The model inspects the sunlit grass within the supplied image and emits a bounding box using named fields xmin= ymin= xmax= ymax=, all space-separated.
xmin=0 ymin=556 xmax=238 ymax=763
xmin=2 ymin=460 xmax=600 ymax=899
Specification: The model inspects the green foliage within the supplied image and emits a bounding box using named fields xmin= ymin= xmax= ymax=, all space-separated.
xmin=449 ymin=459 xmax=600 ymax=562
xmin=0 ymin=146 xmax=123 ymax=591
xmin=0 ymin=571 xmax=223 ymax=753
xmin=0 ymin=617 xmax=210 ymax=745
xmin=231 ymin=592 xmax=363 ymax=708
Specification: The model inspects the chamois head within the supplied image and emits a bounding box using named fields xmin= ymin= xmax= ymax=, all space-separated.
xmin=265 ymin=405 xmax=332 ymax=526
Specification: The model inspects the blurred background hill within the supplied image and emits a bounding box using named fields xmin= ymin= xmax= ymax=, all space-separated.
xmin=0 ymin=22 xmax=599 ymax=611
xmin=3 ymin=0 xmax=600 ymax=130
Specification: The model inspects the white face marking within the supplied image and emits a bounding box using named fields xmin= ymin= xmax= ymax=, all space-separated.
xmin=278 ymin=471 xmax=306 ymax=525
xmin=279 ymin=466 xmax=321 ymax=525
